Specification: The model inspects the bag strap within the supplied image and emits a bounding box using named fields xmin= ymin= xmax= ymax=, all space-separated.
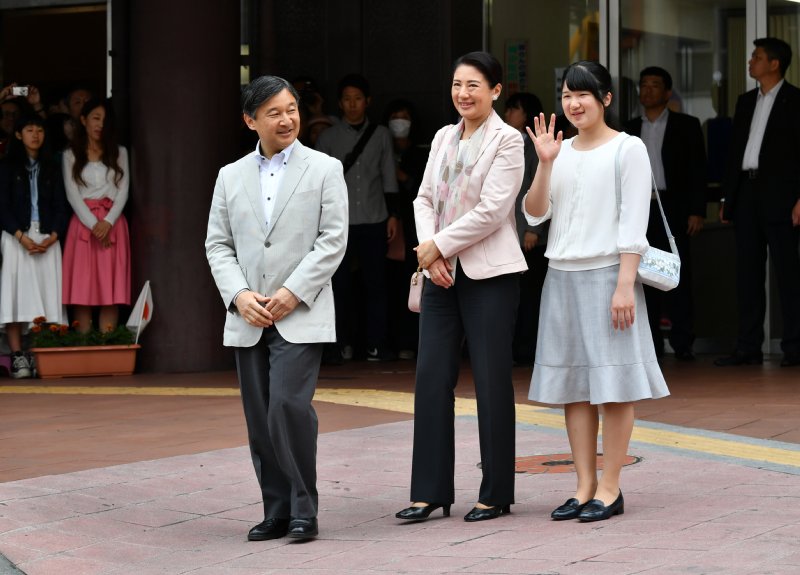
xmin=614 ymin=135 xmax=679 ymax=256
xmin=342 ymin=122 xmax=379 ymax=174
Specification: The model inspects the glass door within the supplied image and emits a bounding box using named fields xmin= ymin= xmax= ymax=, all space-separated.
xmin=487 ymin=0 xmax=601 ymax=114
xmin=768 ymin=0 xmax=800 ymax=88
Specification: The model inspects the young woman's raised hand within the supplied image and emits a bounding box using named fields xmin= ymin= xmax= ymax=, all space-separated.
xmin=526 ymin=113 xmax=563 ymax=164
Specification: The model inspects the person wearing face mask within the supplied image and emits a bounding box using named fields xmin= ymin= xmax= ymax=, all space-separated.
xmin=383 ymin=99 xmax=428 ymax=359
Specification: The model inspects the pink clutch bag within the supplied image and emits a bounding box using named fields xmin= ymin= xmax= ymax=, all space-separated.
xmin=408 ymin=267 xmax=424 ymax=313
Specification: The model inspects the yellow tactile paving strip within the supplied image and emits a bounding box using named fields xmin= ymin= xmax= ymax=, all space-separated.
xmin=2 ymin=385 xmax=799 ymax=468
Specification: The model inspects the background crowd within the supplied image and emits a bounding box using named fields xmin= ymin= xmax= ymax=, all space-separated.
xmin=3 ymin=36 xmax=800 ymax=379
xmin=0 ymin=85 xmax=131 ymax=378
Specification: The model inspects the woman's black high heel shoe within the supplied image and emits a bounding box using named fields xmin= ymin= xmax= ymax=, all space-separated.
xmin=463 ymin=504 xmax=510 ymax=522
xmin=395 ymin=503 xmax=451 ymax=520
xmin=577 ymin=491 xmax=624 ymax=522
xmin=550 ymin=498 xmax=588 ymax=520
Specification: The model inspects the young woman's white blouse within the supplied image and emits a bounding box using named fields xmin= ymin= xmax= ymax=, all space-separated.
xmin=523 ymin=133 xmax=651 ymax=271
xmin=62 ymin=147 xmax=130 ymax=229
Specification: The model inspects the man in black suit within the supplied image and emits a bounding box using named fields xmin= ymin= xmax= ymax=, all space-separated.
xmin=625 ymin=67 xmax=707 ymax=361
xmin=715 ymin=38 xmax=800 ymax=368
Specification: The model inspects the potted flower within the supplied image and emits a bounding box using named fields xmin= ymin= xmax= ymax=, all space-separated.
xmin=29 ymin=317 xmax=140 ymax=378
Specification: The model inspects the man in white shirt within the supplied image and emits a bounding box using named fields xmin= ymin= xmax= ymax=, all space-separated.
xmin=716 ymin=38 xmax=800 ymax=368
xmin=206 ymin=76 xmax=348 ymax=540
xmin=624 ymin=67 xmax=707 ymax=362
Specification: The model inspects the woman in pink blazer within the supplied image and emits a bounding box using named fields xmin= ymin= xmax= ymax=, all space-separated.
xmin=395 ymin=51 xmax=527 ymax=523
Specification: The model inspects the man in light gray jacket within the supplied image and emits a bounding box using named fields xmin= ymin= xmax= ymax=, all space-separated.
xmin=206 ymin=75 xmax=348 ymax=541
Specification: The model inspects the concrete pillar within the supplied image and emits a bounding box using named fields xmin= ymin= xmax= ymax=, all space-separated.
xmin=127 ymin=0 xmax=240 ymax=372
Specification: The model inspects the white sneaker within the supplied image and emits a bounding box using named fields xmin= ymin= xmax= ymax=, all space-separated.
xmin=11 ymin=353 xmax=32 ymax=379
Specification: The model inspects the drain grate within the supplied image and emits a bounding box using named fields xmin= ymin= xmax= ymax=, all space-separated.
xmin=514 ymin=453 xmax=642 ymax=474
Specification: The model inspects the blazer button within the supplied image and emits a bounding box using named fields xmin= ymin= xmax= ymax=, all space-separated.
xmin=264 ymin=241 xmax=271 ymax=248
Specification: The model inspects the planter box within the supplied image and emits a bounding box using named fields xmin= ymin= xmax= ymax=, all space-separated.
xmin=30 ymin=345 xmax=141 ymax=379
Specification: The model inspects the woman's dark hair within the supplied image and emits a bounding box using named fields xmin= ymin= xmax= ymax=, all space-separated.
xmin=452 ymin=51 xmax=503 ymax=87
xmin=242 ymin=75 xmax=299 ymax=118
xmin=382 ymin=98 xmax=418 ymax=141
xmin=70 ymin=98 xmax=124 ymax=187
xmin=561 ymin=61 xmax=618 ymax=128
xmin=505 ymin=92 xmax=544 ymax=131
xmin=7 ymin=115 xmax=57 ymax=173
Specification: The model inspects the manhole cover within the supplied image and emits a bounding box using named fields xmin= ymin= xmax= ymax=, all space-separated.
xmin=514 ymin=453 xmax=642 ymax=474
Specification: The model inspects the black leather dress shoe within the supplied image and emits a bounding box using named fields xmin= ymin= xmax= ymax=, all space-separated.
xmin=287 ymin=517 xmax=318 ymax=539
xmin=781 ymin=352 xmax=800 ymax=367
xmin=578 ymin=491 xmax=624 ymax=522
xmin=550 ymin=498 xmax=588 ymax=520
xmin=395 ymin=503 xmax=451 ymax=520
xmin=247 ymin=517 xmax=289 ymax=541
xmin=463 ymin=504 xmax=510 ymax=522
xmin=674 ymin=349 xmax=696 ymax=362
xmin=714 ymin=350 xmax=763 ymax=367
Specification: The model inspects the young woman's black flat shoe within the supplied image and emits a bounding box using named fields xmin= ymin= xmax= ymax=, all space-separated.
xmin=577 ymin=491 xmax=624 ymax=522
xmin=395 ymin=503 xmax=450 ymax=520
xmin=463 ymin=504 xmax=510 ymax=522
xmin=550 ymin=498 xmax=588 ymax=520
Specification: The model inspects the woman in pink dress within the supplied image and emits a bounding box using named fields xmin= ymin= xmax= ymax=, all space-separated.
xmin=62 ymin=99 xmax=130 ymax=332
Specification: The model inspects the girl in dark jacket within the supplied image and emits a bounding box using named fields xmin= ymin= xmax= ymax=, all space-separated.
xmin=0 ymin=115 xmax=70 ymax=378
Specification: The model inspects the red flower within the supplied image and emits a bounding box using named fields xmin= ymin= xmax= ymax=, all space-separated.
xmin=33 ymin=316 xmax=46 ymax=325
xmin=72 ymin=321 xmax=81 ymax=329
xmin=31 ymin=325 xmax=42 ymax=333
xmin=60 ymin=325 xmax=69 ymax=335
xmin=49 ymin=324 xmax=60 ymax=332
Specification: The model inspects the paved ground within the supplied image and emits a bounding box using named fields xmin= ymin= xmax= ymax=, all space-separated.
xmin=2 ymin=370 xmax=800 ymax=574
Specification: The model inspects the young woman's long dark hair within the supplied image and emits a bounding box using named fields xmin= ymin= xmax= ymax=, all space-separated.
xmin=70 ymin=98 xmax=124 ymax=187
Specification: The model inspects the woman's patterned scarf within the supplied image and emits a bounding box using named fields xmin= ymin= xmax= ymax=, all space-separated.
xmin=434 ymin=118 xmax=488 ymax=232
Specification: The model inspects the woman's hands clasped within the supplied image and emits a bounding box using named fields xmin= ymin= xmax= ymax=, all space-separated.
xmin=416 ymin=239 xmax=454 ymax=288
xmin=526 ymin=113 xmax=563 ymax=164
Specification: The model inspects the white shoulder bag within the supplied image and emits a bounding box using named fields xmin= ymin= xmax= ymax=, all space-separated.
xmin=614 ymin=136 xmax=681 ymax=291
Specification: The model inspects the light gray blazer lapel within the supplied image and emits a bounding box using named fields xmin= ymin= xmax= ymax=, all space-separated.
xmin=267 ymin=142 xmax=310 ymax=237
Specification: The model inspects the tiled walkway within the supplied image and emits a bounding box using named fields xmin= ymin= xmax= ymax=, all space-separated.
xmin=2 ymin=415 xmax=800 ymax=574
xmin=2 ymin=357 xmax=800 ymax=574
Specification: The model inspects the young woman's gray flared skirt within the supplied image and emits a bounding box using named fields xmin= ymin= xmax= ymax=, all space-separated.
xmin=529 ymin=265 xmax=669 ymax=405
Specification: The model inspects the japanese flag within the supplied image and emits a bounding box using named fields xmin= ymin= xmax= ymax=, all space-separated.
xmin=126 ymin=280 xmax=153 ymax=343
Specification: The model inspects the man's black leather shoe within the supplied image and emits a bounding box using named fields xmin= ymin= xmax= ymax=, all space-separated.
xmin=781 ymin=352 xmax=800 ymax=367
xmin=713 ymin=350 xmax=763 ymax=367
xmin=287 ymin=517 xmax=318 ymax=539
xmin=247 ymin=518 xmax=289 ymax=541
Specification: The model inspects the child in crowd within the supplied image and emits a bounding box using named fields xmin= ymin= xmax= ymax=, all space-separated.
xmin=0 ymin=115 xmax=70 ymax=378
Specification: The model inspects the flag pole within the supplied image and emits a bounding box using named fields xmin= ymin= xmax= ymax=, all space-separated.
xmin=135 ymin=281 xmax=149 ymax=344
